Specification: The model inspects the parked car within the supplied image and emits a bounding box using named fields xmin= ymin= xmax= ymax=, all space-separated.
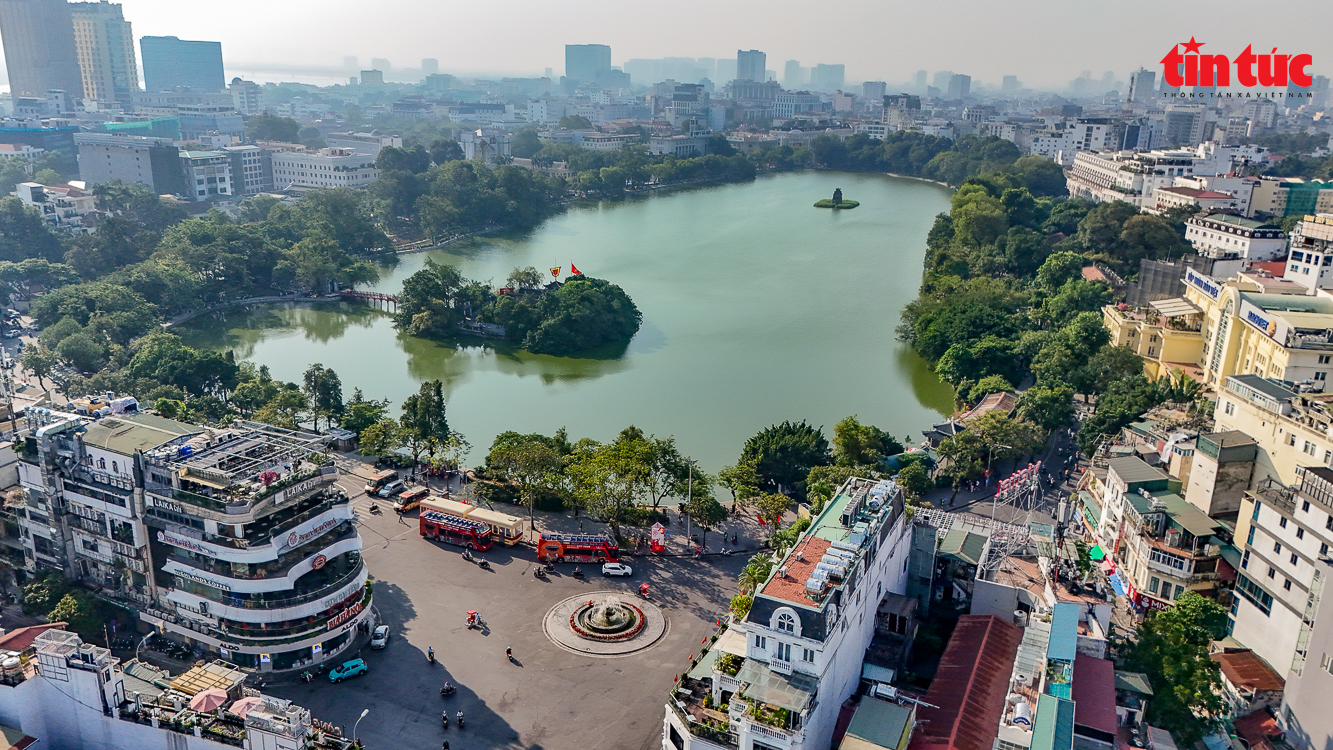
xmin=2 ymin=330 xmax=20 ymax=339
xmin=602 ymin=562 xmax=633 ymax=577
xmin=376 ymin=480 xmax=406 ymax=498
xmin=329 ymin=658 xmax=368 ymax=683
xmin=370 ymin=625 xmax=390 ymax=649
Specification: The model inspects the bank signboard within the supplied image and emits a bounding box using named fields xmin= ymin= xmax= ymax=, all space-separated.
xmin=1184 ymin=269 xmax=1220 ymax=300
xmin=1239 ymin=299 xmax=1287 ymax=341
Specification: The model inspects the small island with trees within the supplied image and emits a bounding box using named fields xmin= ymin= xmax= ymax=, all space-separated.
xmin=394 ymin=261 xmax=643 ymax=356
xmin=814 ymin=187 xmax=859 ymax=209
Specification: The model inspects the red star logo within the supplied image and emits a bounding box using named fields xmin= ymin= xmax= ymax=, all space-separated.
xmin=1181 ymin=36 xmax=1205 ymax=54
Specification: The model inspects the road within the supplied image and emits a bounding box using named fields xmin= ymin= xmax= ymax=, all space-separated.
xmin=265 ymin=467 xmax=751 ymax=750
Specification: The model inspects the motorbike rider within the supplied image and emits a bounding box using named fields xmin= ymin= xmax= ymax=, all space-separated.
xmin=427 ymin=646 xmax=435 ymax=662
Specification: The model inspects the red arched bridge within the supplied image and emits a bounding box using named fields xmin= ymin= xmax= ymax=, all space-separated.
xmin=340 ymin=290 xmax=397 ymax=311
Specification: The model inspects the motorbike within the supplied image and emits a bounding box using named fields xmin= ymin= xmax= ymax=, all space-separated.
xmin=478 ymin=560 xmax=491 ymax=571
xmin=427 ymin=648 xmax=435 ymax=664
xmin=462 ymin=550 xmax=473 ymax=562
xmin=543 ymin=563 xmax=555 ymax=573
xmin=441 ymin=711 xmax=448 ymax=729
xmin=456 ymin=712 xmax=464 ymax=729
xmin=572 ymin=567 xmax=585 ymax=579
xmin=369 ymin=503 xmax=381 ymax=514
xmin=440 ymin=684 xmax=455 ymax=697
xmin=300 ymin=671 xmax=314 ymax=683
xmin=467 ymin=617 xmax=483 ymax=630
xmin=533 ymin=567 xmax=546 ymax=579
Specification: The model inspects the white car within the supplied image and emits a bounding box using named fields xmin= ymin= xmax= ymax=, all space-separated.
xmin=370 ymin=625 xmax=389 ymax=649
xmin=601 ymin=562 xmax=633 ymax=577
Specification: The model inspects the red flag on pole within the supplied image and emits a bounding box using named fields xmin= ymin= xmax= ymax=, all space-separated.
xmin=756 ymin=513 xmax=766 ymax=526
xmin=571 ymin=263 xmax=582 ymax=275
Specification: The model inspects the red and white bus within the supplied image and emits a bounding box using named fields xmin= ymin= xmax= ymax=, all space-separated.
xmin=417 ymin=497 xmax=524 ymax=546
xmin=536 ymin=532 xmax=619 ymax=563
xmin=420 ymin=511 xmax=493 ymax=551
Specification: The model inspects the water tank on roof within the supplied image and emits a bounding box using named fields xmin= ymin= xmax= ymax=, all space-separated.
xmin=1012 ymin=701 xmax=1033 ymax=727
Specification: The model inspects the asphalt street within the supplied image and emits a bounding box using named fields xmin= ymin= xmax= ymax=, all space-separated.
xmin=266 ymin=469 xmax=750 ymax=750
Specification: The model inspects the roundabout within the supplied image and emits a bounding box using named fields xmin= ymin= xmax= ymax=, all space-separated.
xmin=543 ymin=591 xmax=669 ymax=657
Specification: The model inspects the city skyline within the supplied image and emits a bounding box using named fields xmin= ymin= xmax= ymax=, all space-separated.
xmin=0 ymin=0 xmax=1329 ymax=91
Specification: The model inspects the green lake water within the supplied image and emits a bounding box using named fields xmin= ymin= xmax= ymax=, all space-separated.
xmin=176 ymin=170 xmax=955 ymax=472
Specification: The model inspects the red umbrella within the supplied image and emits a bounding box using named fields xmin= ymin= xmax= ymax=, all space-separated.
xmin=466 ymin=610 xmax=477 ymax=615
xmin=188 ymin=688 xmax=228 ymax=712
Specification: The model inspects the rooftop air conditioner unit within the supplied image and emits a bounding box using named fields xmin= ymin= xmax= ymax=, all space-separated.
xmin=778 ymin=567 xmax=788 ymax=578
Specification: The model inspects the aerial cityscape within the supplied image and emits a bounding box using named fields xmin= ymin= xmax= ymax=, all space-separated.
xmin=0 ymin=2 xmax=1326 ymax=750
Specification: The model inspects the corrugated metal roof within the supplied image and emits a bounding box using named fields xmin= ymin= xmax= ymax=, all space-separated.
xmin=1113 ymin=671 xmax=1154 ymax=696
xmin=908 ymin=615 xmax=1024 ymax=750
xmin=1071 ymin=654 xmax=1119 ymax=736
xmin=1030 ymin=695 xmax=1075 ymax=750
xmin=1211 ymin=650 xmax=1285 ymax=692
xmin=1106 ymin=457 xmax=1170 ymax=486
xmin=1048 ymin=602 xmax=1080 ymax=663
xmin=844 ymin=698 xmax=914 ymax=750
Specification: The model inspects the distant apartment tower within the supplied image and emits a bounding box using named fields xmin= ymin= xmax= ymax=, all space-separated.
xmin=565 ymin=43 xmax=611 ymax=84
xmin=230 ymin=77 xmax=262 ymax=115
xmin=862 ymin=80 xmax=887 ymax=102
xmin=946 ymin=73 xmax=971 ymax=100
xmin=783 ymin=60 xmax=804 ymax=88
xmin=1127 ymin=68 xmax=1156 ymax=103
xmin=931 ymin=70 xmax=953 ymax=91
xmin=140 ymin=36 xmax=224 ymax=92
xmin=69 ymin=1 xmax=138 ymax=107
xmin=370 ymin=57 xmax=390 ymax=72
xmin=1001 ymin=75 xmax=1020 ymax=94
xmin=421 ymin=58 xmax=439 ymax=75
xmin=914 ymin=70 xmax=927 ymax=90
xmin=810 ymin=63 xmax=845 ymax=91
xmin=0 ymin=0 xmax=84 ymax=98
xmin=736 ymin=49 xmax=765 ymax=81
xmin=359 ymin=69 xmax=384 ymax=87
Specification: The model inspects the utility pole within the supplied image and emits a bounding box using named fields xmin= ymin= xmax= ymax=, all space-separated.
xmin=685 ymin=459 xmax=696 ymax=554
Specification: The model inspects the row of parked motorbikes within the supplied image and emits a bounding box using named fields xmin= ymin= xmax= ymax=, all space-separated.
xmin=460 ymin=549 xmax=491 ymax=570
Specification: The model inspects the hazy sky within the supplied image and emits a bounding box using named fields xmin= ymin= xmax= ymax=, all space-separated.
xmin=21 ymin=0 xmax=1333 ymax=89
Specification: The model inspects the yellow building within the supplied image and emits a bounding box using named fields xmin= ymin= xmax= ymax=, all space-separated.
xmin=1180 ymin=269 xmax=1333 ymax=390
xmin=1102 ymin=298 xmax=1206 ymax=380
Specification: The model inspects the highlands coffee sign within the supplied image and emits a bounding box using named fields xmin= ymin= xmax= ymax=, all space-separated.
xmin=1160 ymin=38 xmax=1314 ymax=97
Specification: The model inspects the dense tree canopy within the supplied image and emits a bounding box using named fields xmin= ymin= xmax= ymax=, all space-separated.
xmin=740 ymin=420 xmax=832 ymax=494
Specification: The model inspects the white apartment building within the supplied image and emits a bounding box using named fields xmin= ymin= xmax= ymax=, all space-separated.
xmin=662 ymin=477 xmax=912 ymax=750
xmin=1185 ymin=212 xmax=1287 ymax=261
xmin=13 ymin=410 xmax=371 ymax=672
xmin=1067 ymin=150 xmax=1203 ymax=208
xmin=648 ymin=132 xmax=710 ymax=157
xmin=179 ymin=150 xmax=231 ymax=201
xmin=14 ymin=181 xmax=97 ymax=234
xmin=221 ymin=145 xmax=271 ymax=196
xmin=1174 ymin=175 xmax=1257 ymax=216
xmin=229 ymin=77 xmax=263 ymax=116
xmin=270 ymin=147 xmax=378 ymax=189
xmin=1151 ymin=187 xmax=1239 ymax=215
xmin=323 ymin=131 xmax=403 ymax=158
xmin=458 ymin=130 xmax=512 ymax=163
xmin=1023 ymin=119 xmax=1120 ymax=166
xmin=1233 ymin=466 xmax=1333 ymax=679
xmin=1286 ymin=215 xmax=1333 ymax=293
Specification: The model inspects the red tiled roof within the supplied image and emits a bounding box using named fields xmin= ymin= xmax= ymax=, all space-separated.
xmin=1211 ymin=650 xmax=1285 ymax=692
xmin=908 ymin=615 xmax=1024 ymax=750
xmin=1249 ymin=261 xmax=1286 ymax=278
xmin=1072 ymin=654 xmax=1119 ymax=736
xmin=0 ymin=623 xmax=67 ymax=653
xmin=1082 ymin=266 xmax=1109 ymax=283
xmin=1234 ymin=710 xmax=1282 ymax=750
xmin=758 ymin=536 xmax=832 ymax=606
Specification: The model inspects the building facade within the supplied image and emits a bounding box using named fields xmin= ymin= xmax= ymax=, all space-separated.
xmin=69 ymin=1 xmax=138 ymax=107
xmin=229 ymin=77 xmax=262 ymax=116
xmin=662 ymin=477 xmax=912 ymax=750
xmin=140 ymin=36 xmax=224 ymax=92
xmin=1185 ymin=213 xmax=1287 ymax=261
xmin=565 ymin=44 xmax=611 ymax=85
xmin=270 ymin=147 xmax=378 ymax=189
xmin=1287 ymin=215 xmax=1333 ymax=293
xmin=736 ymin=50 xmax=766 ymax=82
xmin=0 ymin=0 xmax=83 ymax=99
xmin=14 ymin=181 xmax=97 ymax=233
xmin=74 ymin=132 xmax=186 ymax=194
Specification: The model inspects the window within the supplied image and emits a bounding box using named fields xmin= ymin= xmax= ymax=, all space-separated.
xmin=1292 ymin=553 xmax=1299 ymax=566
xmin=1285 ymin=579 xmax=1293 ymax=591
xmin=1149 ymin=576 xmax=1160 ymax=594
xmin=776 ymin=642 xmax=792 ymax=661
xmin=1276 ymin=542 xmax=1284 ymax=554
xmin=1224 ymin=401 xmax=1235 ymax=415
xmin=1281 ymin=517 xmax=1289 ymax=528
xmin=801 ymin=648 xmax=814 ymax=662
xmin=1298 ymin=528 xmax=1305 ymax=539
xmin=1242 ymin=550 xmax=1250 ymax=569
xmin=1321 ymin=543 xmax=1329 ymax=557
xmin=1305 ymin=501 xmax=1313 ymax=513
xmin=1320 ymin=355 xmax=1331 ymax=365
xmin=1248 ymin=527 xmax=1255 ymax=544
xmin=1289 ymin=434 xmax=1298 ymax=447
xmin=1305 ymin=442 xmax=1318 ymax=457
xmin=754 ymin=635 xmax=767 ymax=651
xmin=1319 ymin=372 xmax=1329 ymax=382
xmin=1174 ymin=585 xmax=1184 ymax=600
xmin=1269 ymin=566 xmax=1277 ymax=579
xmin=776 ymin=612 xmax=795 ymax=633
xmin=1237 ymin=574 xmax=1274 ymax=615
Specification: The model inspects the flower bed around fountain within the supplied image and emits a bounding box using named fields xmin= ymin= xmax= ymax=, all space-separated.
xmin=569 ymin=600 xmax=647 ymax=642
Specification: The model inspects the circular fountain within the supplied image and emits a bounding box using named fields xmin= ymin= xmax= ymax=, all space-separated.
xmin=545 ymin=591 xmax=667 ymax=656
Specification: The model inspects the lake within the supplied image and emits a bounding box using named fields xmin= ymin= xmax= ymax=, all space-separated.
xmin=176 ymin=170 xmax=955 ymax=472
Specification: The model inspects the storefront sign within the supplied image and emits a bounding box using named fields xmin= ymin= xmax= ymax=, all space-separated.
xmin=1239 ymin=299 xmax=1286 ymax=341
xmin=281 ymin=516 xmax=341 ymax=553
xmin=272 ymin=474 xmax=335 ymax=505
xmin=1184 ymin=268 xmax=1220 ymax=300
xmin=219 ymin=641 xmax=240 ymax=651
xmin=148 ymin=495 xmax=186 ymax=515
xmin=312 ymin=555 xmax=327 ymax=570
xmin=327 ymin=601 xmax=363 ymax=631
xmin=157 ymin=530 xmax=210 ymax=555
xmin=312 ymin=643 xmax=322 ymax=655
xmin=174 ymin=568 xmax=233 ymax=591
xmin=259 ymin=653 xmax=271 ymax=663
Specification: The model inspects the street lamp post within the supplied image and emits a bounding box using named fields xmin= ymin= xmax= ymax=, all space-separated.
xmin=685 ymin=459 xmax=696 ymax=553
xmin=353 ymin=708 xmax=369 ymax=742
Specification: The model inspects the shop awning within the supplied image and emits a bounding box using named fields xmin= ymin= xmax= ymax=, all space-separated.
xmin=1098 ymin=560 xmax=1114 ymax=574
xmin=1107 ymin=572 xmax=1127 ymax=597
xmin=1089 ymin=545 xmax=1106 ymax=561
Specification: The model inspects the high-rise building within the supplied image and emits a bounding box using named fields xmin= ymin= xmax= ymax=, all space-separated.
xmin=565 ymin=43 xmax=611 ymax=84
xmin=0 ymin=0 xmax=84 ymax=99
xmin=862 ymin=81 xmax=887 ymax=102
xmin=359 ymin=69 xmax=384 ymax=87
xmin=946 ymin=73 xmax=971 ymax=100
xmin=931 ymin=70 xmax=953 ymax=91
xmin=810 ymin=63 xmax=844 ymax=92
xmin=914 ymin=70 xmax=927 ymax=90
xmin=421 ymin=58 xmax=439 ymax=76
xmin=230 ymin=76 xmax=262 ymax=116
xmin=736 ymin=49 xmax=765 ymax=82
xmin=370 ymin=57 xmax=390 ymax=72
xmin=140 ymin=36 xmax=224 ymax=92
xmin=1001 ymin=75 xmax=1020 ymax=94
xmin=1126 ymin=68 xmax=1156 ymax=103
xmin=783 ymin=60 xmax=804 ymax=89
xmin=69 ymin=1 xmax=138 ymax=107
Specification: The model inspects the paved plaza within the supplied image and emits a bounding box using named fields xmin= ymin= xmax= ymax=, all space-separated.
xmin=266 ymin=468 xmax=752 ymax=750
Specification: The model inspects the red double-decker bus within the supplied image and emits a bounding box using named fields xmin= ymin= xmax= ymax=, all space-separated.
xmin=536 ymin=532 xmax=619 ymax=563
xmin=420 ymin=511 xmax=493 ymax=551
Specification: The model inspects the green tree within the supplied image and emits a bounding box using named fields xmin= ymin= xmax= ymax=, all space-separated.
xmin=399 ymin=379 xmax=449 ymax=466
xmin=718 ymin=459 xmax=761 ymax=506
xmin=0 ymin=197 xmax=64 ymax=262
xmin=559 ymin=115 xmax=593 ymax=130
xmin=832 ymin=415 xmax=902 ymax=466
xmin=488 ymin=435 xmax=564 ymax=533
xmin=740 ymin=420 xmax=832 ymax=494
xmin=505 ymin=266 xmax=543 ymax=291
xmin=22 ymin=344 xmax=56 ymax=390
xmin=340 ymin=389 xmax=390 ymax=435
xmin=1036 ymin=251 xmax=1086 ymax=289
xmin=1016 ymin=385 xmax=1075 ymax=429
xmin=968 ymin=375 xmax=1014 ymax=404
xmin=566 ymin=439 xmax=650 ymax=541
xmin=510 ymin=128 xmax=542 ymax=159
xmin=753 ymin=493 xmax=790 ymax=534
xmin=683 ymin=492 xmax=727 ymax=550
xmin=360 ymin=418 xmax=404 ymax=460
xmin=47 ymin=591 xmax=103 ymax=642
xmin=254 ymin=388 xmax=308 ymax=429
xmin=55 ymin=331 xmax=106 ymax=373
xmin=302 ymin=363 xmax=344 ymax=430
xmin=1122 ymin=593 xmax=1227 ymax=745
xmin=246 ymin=113 xmax=301 ymax=142
xmin=896 ymin=462 xmax=932 ymax=498
xmin=429 ymin=138 xmax=464 ymax=164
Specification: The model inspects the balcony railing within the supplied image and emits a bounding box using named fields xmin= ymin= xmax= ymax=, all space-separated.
xmin=176 ymin=557 xmax=365 ymax=611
